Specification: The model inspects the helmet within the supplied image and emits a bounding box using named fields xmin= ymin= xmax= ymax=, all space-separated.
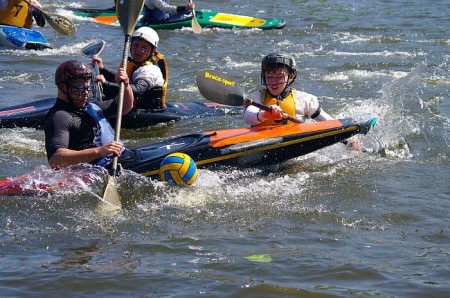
xmin=260 ymin=52 xmax=297 ymax=86
xmin=132 ymin=27 xmax=159 ymax=48
xmin=55 ymin=60 xmax=92 ymax=85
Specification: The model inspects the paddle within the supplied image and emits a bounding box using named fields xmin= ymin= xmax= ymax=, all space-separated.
xmin=196 ymin=69 xmax=302 ymax=123
xmin=23 ymin=0 xmax=77 ymax=36
xmin=81 ymin=40 xmax=106 ymax=101
xmin=101 ymin=0 xmax=145 ymax=209
xmin=189 ymin=0 xmax=202 ymax=34
xmin=196 ymin=70 xmax=376 ymax=151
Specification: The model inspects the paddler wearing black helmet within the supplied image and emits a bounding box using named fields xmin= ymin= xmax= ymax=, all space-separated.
xmin=244 ymin=52 xmax=362 ymax=150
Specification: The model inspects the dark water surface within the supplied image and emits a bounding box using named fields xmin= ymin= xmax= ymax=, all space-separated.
xmin=0 ymin=0 xmax=449 ymax=297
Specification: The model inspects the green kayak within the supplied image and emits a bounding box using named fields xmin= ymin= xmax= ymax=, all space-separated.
xmin=71 ymin=7 xmax=286 ymax=30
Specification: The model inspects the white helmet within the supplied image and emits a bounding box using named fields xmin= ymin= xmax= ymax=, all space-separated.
xmin=132 ymin=27 xmax=159 ymax=48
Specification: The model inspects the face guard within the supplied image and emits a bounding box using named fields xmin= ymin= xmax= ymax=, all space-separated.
xmin=55 ymin=60 xmax=95 ymax=106
xmin=260 ymin=52 xmax=297 ymax=86
xmin=66 ymin=75 xmax=94 ymax=103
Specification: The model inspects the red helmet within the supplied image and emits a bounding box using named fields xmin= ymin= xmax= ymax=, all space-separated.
xmin=55 ymin=60 xmax=92 ymax=85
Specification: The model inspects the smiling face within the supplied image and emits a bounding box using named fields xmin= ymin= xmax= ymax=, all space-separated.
xmin=130 ymin=38 xmax=153 ymax=63
xmin=264 ymin=65 xmax=291 ymax=97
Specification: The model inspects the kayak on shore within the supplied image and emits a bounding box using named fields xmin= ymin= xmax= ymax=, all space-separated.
xmin=0 ymin=25 xmax=52 ymax=50
xmin=0 ymin=97 xmax=240 ymax=130
xmin=0 ymin=117 xmax=376 ymax=196
xmin=70 ymin=7 xmax=286 ymax=31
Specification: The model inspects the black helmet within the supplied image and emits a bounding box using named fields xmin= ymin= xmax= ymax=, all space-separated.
xmin=261 ymin=52 xmax=297 ymax=86
xmin=55 ymin=60 xmax=93 ymax=85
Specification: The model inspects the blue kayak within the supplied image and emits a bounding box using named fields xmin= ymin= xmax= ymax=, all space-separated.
xmin=0 ymin=97 xmax=240 ymax=129
xmin=0 ymin=25 xmax=52 ymax=50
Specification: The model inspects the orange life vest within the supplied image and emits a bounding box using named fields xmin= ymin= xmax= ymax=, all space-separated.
xmin=0 ymin=0 xmax=33 ymax=29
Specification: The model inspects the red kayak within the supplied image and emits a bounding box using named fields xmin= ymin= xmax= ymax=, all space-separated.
xmin=0 ymin=166 xmax=104 ymax=196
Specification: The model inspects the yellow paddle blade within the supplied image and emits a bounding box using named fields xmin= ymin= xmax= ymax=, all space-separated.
xmin=43 ymin=13 xmax=77 ymax=36
xmin=101 ymin=176 xmax=122 ymax=208
xmin=191 ymin=15 xmax=202 ymax=34
xmin=189 ymin=1 xmax=202 ymax=34
xmin=22 ymin=0 xmax=76 ymax=36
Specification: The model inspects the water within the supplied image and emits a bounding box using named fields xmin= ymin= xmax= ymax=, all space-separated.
xmin=1 ymin=0 xmax=449 ymax=297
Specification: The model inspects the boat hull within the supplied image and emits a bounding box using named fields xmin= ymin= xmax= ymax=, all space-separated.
xmin=0 ymin=97 xmax=238 ymax=129
xmin=121 ymin=118 xmax=375 ymax=177
xmin=71 ymin=8 xmax=286 ymax=30
xmin=0 ymin=25 xmax=52 ymax=50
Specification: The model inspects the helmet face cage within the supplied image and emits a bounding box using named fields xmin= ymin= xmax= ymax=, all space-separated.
xmin=55 ymin=60 xmax=95 ymax=101
xmin=66 ymin=74 xmax=95 ymax=98
xmin=261 ymin=53 xmax=297 ymax=86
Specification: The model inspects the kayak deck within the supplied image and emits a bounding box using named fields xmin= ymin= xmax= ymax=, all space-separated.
xmin=0 ymin=97 xmax=240 ymax=129
xmin=0 ymin=25 xmax=52 ymax=50
xmin=72 ymin=8 xmax=286 ymax=30
xmin=121 ymin=118 xmax=375 ymax=177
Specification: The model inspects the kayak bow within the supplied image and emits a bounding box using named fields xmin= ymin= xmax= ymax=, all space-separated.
xmin=0 ymin=25 xmax=52 ymax=50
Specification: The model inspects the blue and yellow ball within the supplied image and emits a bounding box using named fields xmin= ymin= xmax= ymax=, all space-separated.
xmin=159 ymin=153 xmax=198 ymax=185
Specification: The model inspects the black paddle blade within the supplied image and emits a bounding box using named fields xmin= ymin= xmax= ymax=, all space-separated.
xmin=81 ymin=40 xmax=105 ymax=58
xmin=196 ymin=70 xmax=246 ymax=106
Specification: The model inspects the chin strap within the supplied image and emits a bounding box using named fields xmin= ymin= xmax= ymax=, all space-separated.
xmin=267 ymin=87 xmax=291 ymax=102
xmin=58 ymin=82 xmax=79 ymax=108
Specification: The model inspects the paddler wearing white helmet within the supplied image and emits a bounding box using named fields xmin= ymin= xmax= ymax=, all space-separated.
xmin=92 ymin=27 xmax=169 ymax=110
xmin=244 ymin=52 xmax=363 ymax=150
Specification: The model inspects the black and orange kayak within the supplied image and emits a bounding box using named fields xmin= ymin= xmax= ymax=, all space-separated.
xmin=0 ymin=117 xmax=375 ymax=196
xmin=120 ymin=118 xmax=376 ymax=177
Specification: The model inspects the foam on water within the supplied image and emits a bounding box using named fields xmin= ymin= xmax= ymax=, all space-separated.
xmin=0 ymin=128 xmax=45 ymax=156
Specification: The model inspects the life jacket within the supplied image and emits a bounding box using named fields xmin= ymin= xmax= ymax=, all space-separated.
xmin=252 ymin=89 xmax=297 ymax=127
xmin=142 ymin=0 xmax=170 ymax=23
xmin=0 ymin=0 xmax=33 ymax=28
xmin=85 ymin=103 xmax=122 ymax=167
xmin=126 ymin=51 xmax=169 ymax=109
